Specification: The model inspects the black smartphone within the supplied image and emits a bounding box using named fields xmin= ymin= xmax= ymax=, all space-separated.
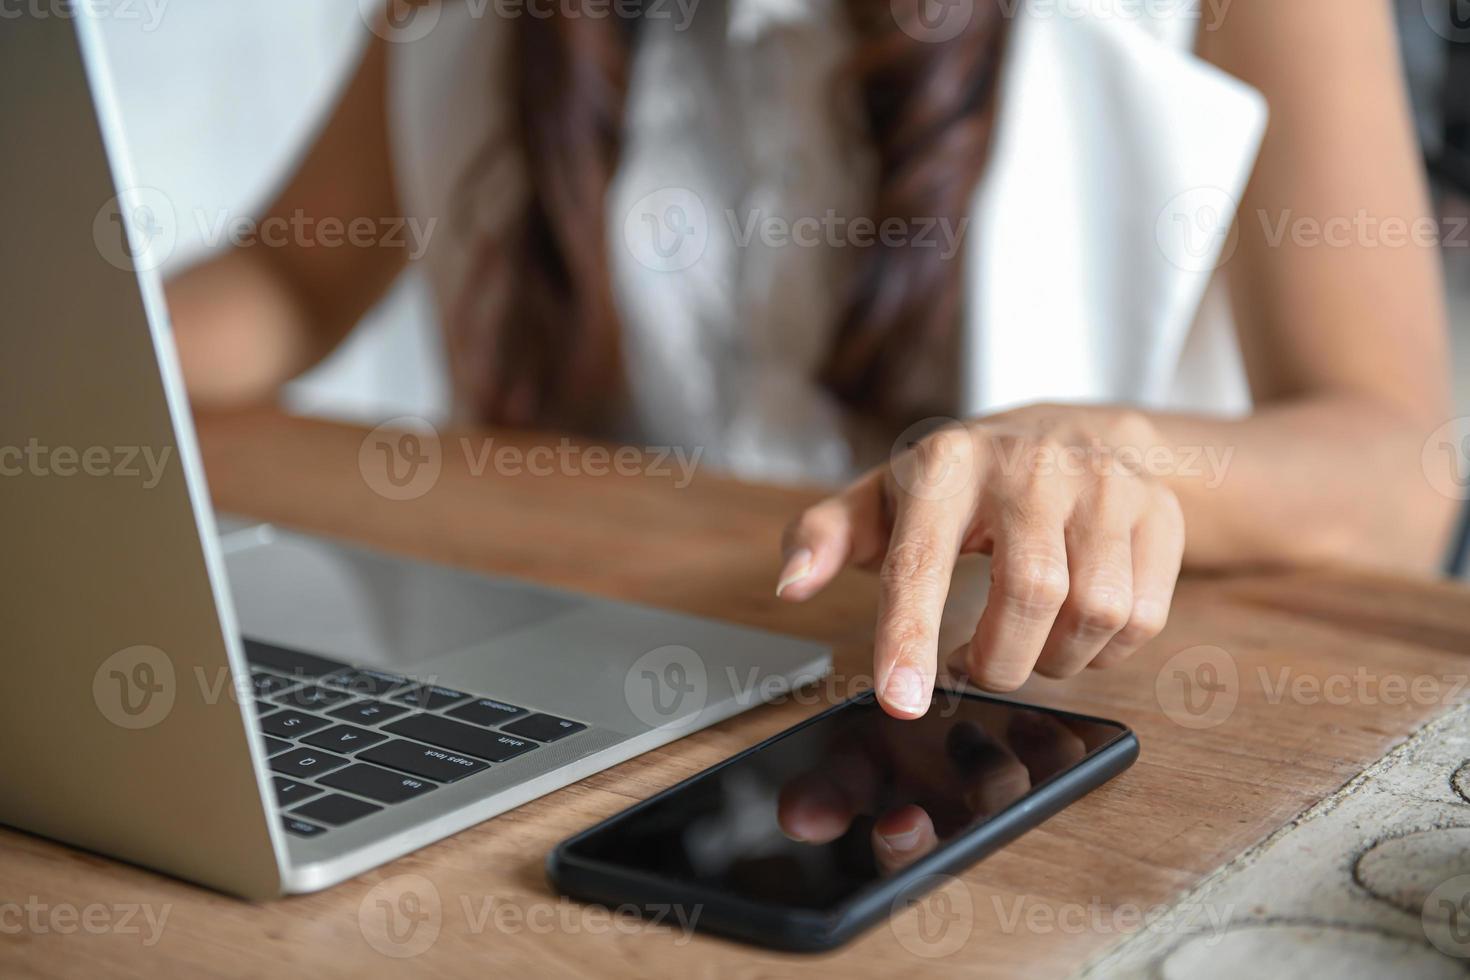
xmin=548 ymin=688 xmax=1137 ymax=952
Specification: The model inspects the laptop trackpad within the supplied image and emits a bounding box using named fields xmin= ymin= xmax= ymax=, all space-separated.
xmin=223 ymin=531 xmax=579 ymax=669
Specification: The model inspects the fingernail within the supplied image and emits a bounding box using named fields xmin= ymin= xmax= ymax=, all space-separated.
xmin=776 ymin=548 xmax=814 ymax=598
xmin=879 ymin=826 xmax=922 ymax=852
xmin=882 ymin=665 xmax=928 ymax=715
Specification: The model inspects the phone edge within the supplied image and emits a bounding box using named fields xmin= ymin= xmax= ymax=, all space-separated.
xmin=546 ymin=691 xmax=1140 ymax=953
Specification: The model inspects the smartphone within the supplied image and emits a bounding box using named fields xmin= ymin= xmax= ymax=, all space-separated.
xmin=548 ymin=688 xmax=1137 ymax=952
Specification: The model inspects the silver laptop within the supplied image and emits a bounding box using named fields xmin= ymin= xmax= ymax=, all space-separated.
xmin=0 ymin=9 xmax=829 ymax=898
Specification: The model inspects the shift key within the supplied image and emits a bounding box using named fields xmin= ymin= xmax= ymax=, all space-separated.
xmin=360 ymin=739 xmax=489 ymax=783
xmin=385 ymin=714 xmax=537 ymax=763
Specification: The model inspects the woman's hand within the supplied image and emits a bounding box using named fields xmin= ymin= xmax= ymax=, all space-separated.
xmin=777 ymin=405 xmax=1185 ymax=718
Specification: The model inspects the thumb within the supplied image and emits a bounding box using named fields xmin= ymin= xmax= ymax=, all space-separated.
xmin=777 ymin=469 xmax=885 ymax=602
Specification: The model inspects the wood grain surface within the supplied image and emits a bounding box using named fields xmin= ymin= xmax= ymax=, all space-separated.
xmin=5 ymin=410 xmax=1470 ymax=979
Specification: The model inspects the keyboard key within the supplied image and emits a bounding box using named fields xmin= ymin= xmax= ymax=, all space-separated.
xmin=320 ymin=764 xmax=437 ymax=804
xmin=262 ymin=736 xmax=292 ymax=756
xmin=291 ymin=793 xmax=382 ymax=827
xmin=244 ymin=638 xmax=345 ymax=678
xmin=273 ymin=777 xmax=322 ymax=805
xmin=447 ymin=698 xmax=528 ymax=727
xmin=502 ymin=713 xmax=587 ymax=743
xmin=321 ymin=667 xmax=412 ymax=698
xmin=360 ymin=740 xmax=489 ymax=783
xmin=274 ymin=685 xmax=354 ymax=711
xmin=392 ymin=684 xmax=472 ymax=711
xmin=261 ymin=710 xmax=332 ymax=738
xmin=269 ymin=747 xmax=349 ymax=779
xmin=385 ymin=714 xmax=537 ymax=763
xmin=251 ymin=671 xmax=301 ymax=698
xmin=328 ymin=699 xmax=411 ymax=726
xmin=301 ymin=724 xmax=388 ymax=754
xmin=254 ymin=700 xmax=279 ymax=718
xmin=283 ymin=817 xmax=326 ymax=838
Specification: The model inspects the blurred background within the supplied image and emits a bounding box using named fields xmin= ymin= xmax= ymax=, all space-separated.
xmin=95 ymin=0 xmax=1470 ymax=424
xmin=97 ymin=1 xmax=448 ymax=423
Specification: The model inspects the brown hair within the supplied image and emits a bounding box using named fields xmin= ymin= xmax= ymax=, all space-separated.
xmin=458 ymin=0 xmax=1008 ymax=427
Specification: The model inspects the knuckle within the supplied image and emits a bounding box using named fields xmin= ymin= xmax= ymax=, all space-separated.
xmin=997 ymin=556 xmax=1069 ymax=613
xmin=1117 ymin=599 xmax=1169 ymax=645
xmin=1071 ymin=586 xmax=1133 ymax=634
xmin=920 ymin=426 xmax=976 ymax=464
xmin=1107 ymin=408 xmax=1158 ymax=448
xmin=894 ymin=426 xmax=979 ymax=500
xmin=1008 ymin=449 xmax=1054 ymax=500
xmin=880 ymin=539 xmax=949 ymax=591
xmin=986 ymin=432 xmax=1025 ymax=471
xmin=1010 ymin=451 xmax=1083 ymax=514
xmin=1032 ymin=433 xmax=1065 ymax=460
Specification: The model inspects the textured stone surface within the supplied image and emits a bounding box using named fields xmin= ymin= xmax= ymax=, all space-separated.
xmin=1159 ymin=923 xmax=1460 ymax=980
xmin=1355 ymin=827 xmax=1470 ymax=915
xmin=1080 ymin=704 xmax=1470 ymax=977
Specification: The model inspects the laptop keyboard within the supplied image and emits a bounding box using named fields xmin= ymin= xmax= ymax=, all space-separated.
xmin=244 ymin=638 xmax=587 ymax=839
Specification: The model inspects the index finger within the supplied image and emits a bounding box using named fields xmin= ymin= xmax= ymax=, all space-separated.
xmin=873 ymin=470 xmax=976 ymax=719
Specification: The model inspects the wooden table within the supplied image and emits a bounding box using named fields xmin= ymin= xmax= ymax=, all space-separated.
xmin=6 ymin=411 xmax=1470 ymax=978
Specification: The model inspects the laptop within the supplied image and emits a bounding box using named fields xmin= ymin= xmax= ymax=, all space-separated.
xmin=0 ymin=9 xmax=830 ymax=898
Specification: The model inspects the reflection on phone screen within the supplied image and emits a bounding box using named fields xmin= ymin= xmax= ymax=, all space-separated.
xmin=565 ymin=692 xmax=1127 ymax=910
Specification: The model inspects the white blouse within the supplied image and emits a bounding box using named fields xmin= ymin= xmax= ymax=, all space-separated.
xmin=387 ymin=0 xmax=1267 ymax=484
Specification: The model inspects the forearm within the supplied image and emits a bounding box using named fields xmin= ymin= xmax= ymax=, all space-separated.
xmin=1177 ymin=3 xmax=1455 ymax=574
xmin=165 ymin=250 xmax=326 ymax=409
xmin=1148 ymin=395 xmax=1459 ymax=575
xmin=167 ymin=36 xmax=403 ymax=411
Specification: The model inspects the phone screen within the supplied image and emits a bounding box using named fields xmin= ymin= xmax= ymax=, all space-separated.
xmin=563 ymin=691 xmax=1128 ymax=911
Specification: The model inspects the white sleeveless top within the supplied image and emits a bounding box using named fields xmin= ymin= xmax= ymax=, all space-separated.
xmin=387 ymin=0 xmax=1267 ymax=484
